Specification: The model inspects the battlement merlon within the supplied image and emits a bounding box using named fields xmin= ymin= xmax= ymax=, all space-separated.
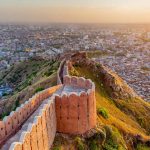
xmin=1 ymin=59 xmax=97 ymax=150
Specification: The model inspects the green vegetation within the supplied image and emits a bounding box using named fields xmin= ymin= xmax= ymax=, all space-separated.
xmin=44 ymin=60 xmax=59 ymax=77
xmin=12 ymin=99 xmax=20 ymax=111
xmin=89 ymin=140 xmax=100 ymax=150
xmin=103 ymin=126 xmax=126 ymax=150
xmin=95 ymin=63 xmax=101 ymax=68
xmin=68 ymin=60 xmax=150 ymax=149
xmin=52 ymin=146 xmax=62 ymax=150
xmin=0 ymin=57 xmax=60 ymax=120
xmin=0 ymin=111 xmax=10 ymax=119
xmin=52 ymin=133 xmax=75 ymax=150
xmin=0 ymin=58 xmax=59 ymax=93
xmin=0 ymin=99 xmax=20 ymax=119
xmin=104 ymin=138 xmax=118 ymax=150
xmin=87 ymin=128 xmax=106 ymax=150
xmin=97 ymin=107 xmax=109 ymax=119
xmin=136 ymin=144 xmax=150 ymax=150
xmin=87 ymin=50 xmax=109 ymax=58
xmin=52 ymin=127 xmax=127 ymax=150
xmin=74 ymin=137 xmax=85 ymax=150
xmin=141 ymin=66 xmax=150 ymax=71
xmin=2 ymin=93 xmax=9 ymax=96
xmin=72 ymin=62 xmax=150 ymax=132
xmin=35 ymin=87 xmax=44 ymax=93
xmin=44 ymin=70 xmax=54 ymax=77
xmin=69 ymin=66 xmax=79 ymax=77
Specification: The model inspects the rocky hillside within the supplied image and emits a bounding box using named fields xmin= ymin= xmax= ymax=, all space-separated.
xmin=70 ymin=52 xmax=137 ymax=100
xmin=1 ymin=52 xmax=150 ymax=150
xmin=0 ymin=57 xmax=60 ymax=119
xmin=52 ymin=52 xmax=150 ymax=150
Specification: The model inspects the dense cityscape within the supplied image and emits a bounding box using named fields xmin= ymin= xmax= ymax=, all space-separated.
xmin=0 ymin=24 xmax=150 ymax=101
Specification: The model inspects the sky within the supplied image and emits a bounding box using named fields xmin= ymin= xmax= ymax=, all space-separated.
xmin=0 ymin=0 xmax=150 ymax=23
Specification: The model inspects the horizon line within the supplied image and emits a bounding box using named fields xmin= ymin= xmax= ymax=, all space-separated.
xmin=1 ymin=22 xmax=150 ymax=25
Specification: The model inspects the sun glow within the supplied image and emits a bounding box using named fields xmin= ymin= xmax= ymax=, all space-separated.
xmin=0 ymin=0 xmax=150 ymax=23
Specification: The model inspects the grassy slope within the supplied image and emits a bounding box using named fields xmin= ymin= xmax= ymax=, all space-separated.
xmin=86 ymin=51 xmax=150 ymax=134
xmin=73 ymin=66 xmax=150 ymax=139
xmin=0 ymin=58 xmax=58 ymax=91
xmin=87 ymin=50 xmax=109 ymax=58
xmin=0 ymin=58 xmax=60 ymax=119
xmin=60 ymin=61 xmax=150 ymax=150
xmin=52 ymin=61 xmax=150 ymax=150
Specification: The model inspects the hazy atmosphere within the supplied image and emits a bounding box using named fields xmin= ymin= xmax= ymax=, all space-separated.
xmin=0 ymin=0 xmax=150 ymax=23
xmin=0 ymin=0 xmax=150 ymax=150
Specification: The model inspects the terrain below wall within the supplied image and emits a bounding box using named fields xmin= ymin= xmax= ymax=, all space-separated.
xmin=0 ymin=58 xmax=97 ymax=150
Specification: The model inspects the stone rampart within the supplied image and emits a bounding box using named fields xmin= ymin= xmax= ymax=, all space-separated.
xmin=0 ymin=85 xmax=61 ymax=149
xmin=55 ymin=90 xmax=96 ymax=134
xmin=55 ymin=61 xmax=96 ymax=134
xmin=1 ymin=58 xmax=97 ymax=150
xmin=2 ymin=97 xmax=56 ymax=150
xmin=57 ymin=59 xmax=65 ymax=84
xmin=63 ymin=61 xmax=95 ymax=91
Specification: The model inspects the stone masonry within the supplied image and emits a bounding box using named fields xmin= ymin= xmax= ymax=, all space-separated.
xmin=0 ymin=59 xmax=96 ymax=150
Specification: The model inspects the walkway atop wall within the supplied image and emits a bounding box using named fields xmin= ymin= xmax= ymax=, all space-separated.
xmin=55 ymin=85 xmax=87 ymax=95
xmin=0 ymin=58 xmax=96 ymax=150
xmin=1 ymin=96 xmax=54 ymax=150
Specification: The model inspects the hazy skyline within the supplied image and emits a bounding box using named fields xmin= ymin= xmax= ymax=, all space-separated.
xmin=0 ymin=0 xmax=150 ymax=23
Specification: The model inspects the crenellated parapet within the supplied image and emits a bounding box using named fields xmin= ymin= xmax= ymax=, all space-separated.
xmin=55 ymin=60 xmax=96 ymax=134
xmin=2 ymin=97 xmax=57 ymax=150
xmin=64 ymin=75 xmax=94 ymax=89
xmin=0 ymin=85 xmax=61 ymax=149
xmin=55 ymin=90 xmax=96 ymax=134
xmin=1 ymin=59 xmax=96 ymax=150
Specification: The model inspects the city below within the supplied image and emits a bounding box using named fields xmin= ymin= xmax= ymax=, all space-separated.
xmin=0 ymin=24 xmax=150 ymax=101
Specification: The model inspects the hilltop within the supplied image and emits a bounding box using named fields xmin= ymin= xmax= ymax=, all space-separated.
xmin=0 ymin=52 xmax=150 ymax=150
xmin=52 ymin=52 xmax=150 ymax=150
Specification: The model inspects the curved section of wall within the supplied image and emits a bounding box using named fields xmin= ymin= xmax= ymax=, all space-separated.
xmin=57 ymin=59 xmax=66 ymax=84
xmin=55 ymin=61 xmax=96 ymax=134
xmin=55 ymin=91 xmax=95 ymax=134
xmin=1 ymin=59 xmax=97 ymax=149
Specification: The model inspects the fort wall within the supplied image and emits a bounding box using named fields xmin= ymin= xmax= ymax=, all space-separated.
xmin=55 ymin=61 xmax=96 ymax=134
xmin=57 ymin=59 xmax=65 ymax=85
xmin=2 ymin=97 xmax=56 ymax=150
xmin=0 ymin=85 xmax=61 ymax=149
xmin=55 ymin=90 xmax=96 ymax=134
xmin=1 ymin=59 xmax=97 ymax=150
